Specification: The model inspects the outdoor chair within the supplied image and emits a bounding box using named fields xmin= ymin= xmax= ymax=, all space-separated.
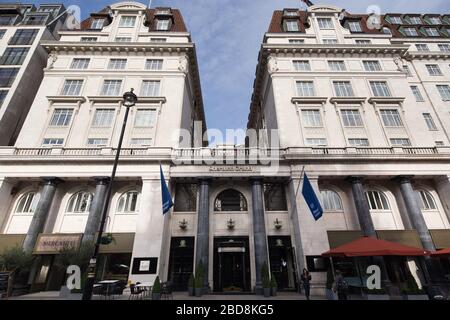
xmin=129 ymin=283 xmax=145 ymax=300
xmin=161 ymin=281 xmax=173 ymax=300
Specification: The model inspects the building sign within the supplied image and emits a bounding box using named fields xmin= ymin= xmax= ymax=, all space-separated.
xmin=131 ymin=257 xmax=158 ymax=274
xmin=34 ymin=234 xmax=82 ymax=254
xmin=209 ymin=166 xmax=254 ymax=173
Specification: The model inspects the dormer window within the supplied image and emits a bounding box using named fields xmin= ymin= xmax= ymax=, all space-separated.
xmin=428 ymin=16 xmax=441 ymax=25
xmin=156 ymin=19 xmax=170 ymax=31
xmin=389 ymin=16 xmax=402 ymax=24
xmin=284 ymin=10 xmax=298 ymax=17
xmin=408 ymin=16 xmax=422 ymax=25
xmin=424 ymin=27 xmax=440 ymax=37
xmin=0 ymin=15 xmax=19 ymax=26
xmin=119 ymin=16 xmax=136 ymax=28
xmin=382 ymin=27 xmax=392 ymax=35
xmin=348 ymin=21 xmax=362 ymax=32
xmin=155 ymin=8 xmax=171 ymax=16
xmin=284 ymin=20 xmax=299 ymax=32
xmin=402 ymin=27 xmax=418 ymax=36
xmin=91 ymin=18 xmax=104 ymax=30
xmin=22 ymin=14 xmax=48 ymax=26
xmin=317 ymin=17 xmax=333 ymax=29
xmin=38 ymin=6 xmax=59 ymax=17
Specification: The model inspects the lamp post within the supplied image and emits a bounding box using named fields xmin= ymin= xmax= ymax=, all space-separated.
xmin=82 ymin=89 xmax=138 ymax=300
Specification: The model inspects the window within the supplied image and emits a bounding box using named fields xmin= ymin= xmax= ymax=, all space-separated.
xmin=341 ymin=109 xmax=363 ymax=127
xmin=438 ymin=44 xmax=450 ymax=52
xmin=293 ymin=60 xmax=311 ymax=71
xmin=410 ymin=86 xmax=424 ymax=102
xmin=67 ymin=191 xmax=93 ymax=213
xmin=348 ymin=138 xmax=369 ymax=146
xmin=317 ymin=18 xmax=333 ymax=29
xmin=115 ymin=37 xmax=132 ymax=42
xmin=117 ymin=191 xmax=139 ymax=213
xmin=355 ymin=39 xmax=371 ymax=44
xmin=134 ymin=109 xmax=156 ymax=127
xmin=301 ymin=110 xmax=322 ymax=127
xmin=366 ymin=190 xmax=390 ymax=210
xmin=348 ymin=21 xmax=362 ymax=32
xmin=50 ymin=109 xmax=73 ymax=126
xmin=108 ymin=59 xmax=127 ymax=70
xmin=390 ymin=138 xmax=411 ymax=146
xmin=156 ymin=19 xmax=170 ymax=31
xmin=61 ymin=80 xmax=83 ymax=95
xmin=70 ymin=58 xmax=90 ymax=69
xmin=119 ymin=16 xmax=136 ymax=27
xmin=150 ymin=38 xmax=166 ymax=43
xmin=101 ymin=80 xmax=122 ymax=95
xmin=42 ymin=138 xmax=64 ymax=146
xmin=416 ymin=190 xmax=437 ymax=211
xmin=328 ymin=61 xmax=346 ymax=71
xmin=322 ymin=38 xmax=338 ymax=44
xmin=436 ymin=85 xmax=450 ymax=100
xmin=22 ymin=14 xmax=47 ymax=25
xmin=408 ymin=16 xmax=422 ymax=24
xmin=92 ymin=109 xmax=115 ymax=127
xmin=90 ymin=18 xmax=104 ymax=30
xmin=155 ymin=9 xmax=171 ymax=15
xmin=403 ymin=65 xmax=412 ymax=77
xmin=0 ymin=90 xmax=7 ymax=106
xmin=130 ymin=138 xmax=152 ymax=146
xmin=9 ymin=29 xmax=38 ymax=45
xmin=214 ymin=189 xmax=247 ymax=211
xmin=435 ymin=141 xmax=444 ymax=146
xmin=0 ymin=30 xmax=5 ymax=39
xmin=296 ymin=81 xmax=315 ymax=96
xmin=425 ymin=28 xmax=440 ymax=37
xmin=426 ymin=64 xmax=442 ymax=76
xmin=87 ymin=138 xmax=108 ymax=146
xmin=174 ymin=184 xmax=197 ymax=212
xmin=390 ymin=16 xmax=403 ymax=24
xmin=0 ymin=68 xmax=19 ymax=87
xmin=363 ymin=60 xmax=382 ymax=71
xmin=284 ymin=10 xmax=298 ymax=17
xmin=145 ymin=59 xmax=163 ymax=70
xmin=305 ymin=138 xmax=327 ymax=146
xmin=380 ymin=109 xmax=403 ymax=127
xmin=333 ymin=81 xmax=354 ymax=97
xmin=403 ymin=27 xmax=418 ymax=36
xmin=15 ymin=192 xmax=40 ymax=213
xmin=320 ymin=189 xmax=342 ymax=211
xmin=382 ymin=27 xmax=392 ymax=35
xmin=370 ymin=81 xmax=391 ymax=97
xmin=423 ymin=113 xmax=437 ymax=130
xmin=81 ymin=37 xmax=97 ymax=42
xmin=428 ymin=17 xmax=441 ymax=25
xmin=0 ymin=15 xmax=18 ymax=26
xmin=415 ymin=44 xmax=429 ymax=52
xmin=285 ymin=20 xmax=299 ymax=32
xmin=289 ymin=39 xmax=304 ymax=44
xmin=140 ymin=80 xmax=161 ymax=96
xmin=0 ymin=47 xmax=29 ymax=65
xmin=264 ymin=183 xmax=287 ymax=211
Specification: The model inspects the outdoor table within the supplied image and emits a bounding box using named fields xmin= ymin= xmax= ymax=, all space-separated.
xmin=97 ymin=280 xmax=120 ymax=299
xmin=136 ymin=282 xmax=152 ymax=298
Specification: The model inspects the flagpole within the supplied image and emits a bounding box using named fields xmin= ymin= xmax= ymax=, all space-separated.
xmin=294 ymin=165 xmax=306 ymax=198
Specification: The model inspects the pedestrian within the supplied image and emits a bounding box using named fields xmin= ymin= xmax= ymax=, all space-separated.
xmin=333 ymin=270 xmax=348 ymax=300
xmin=301 ymin=268 xmax=312 ymax=300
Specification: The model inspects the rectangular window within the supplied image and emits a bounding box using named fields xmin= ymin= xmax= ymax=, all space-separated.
xmin=423 ymin=113 xmax=437 ymax=130
xmin=145 ymin=59 xmax=163 ymax=70
xmin=101 ymin=80 xmax=122 ymax=95
xmin=22 ymin=14 xmax=47 ymax=25
xmin=425 ymin=28 xmax=440 ymax=37
xmin=0 ymin=90 xmax=8 ymax=106
xmin=108 ymin=59 xmax=127 ymax=70
xmin=370 ymin=81 xmax=391 ymax=97
xmin=289 ymin=39 xmax=304 ymax=44
xmin=81 ymin=37 xmax=97 ymax=42
xmin=408 ymin=16 xmax=422 ymax=24
xmin=390 ymin=16 xmax=403 ymax=24
xmin=296 ymin=81 xmax=315 ymax=97
xmin=285 ymin=20 xmax=299 ymax=32
xmin=115 ymin=37 xmax=132 ymax=42
xmin=305 ymin=138 xmax=327 ymax=146
xmin=390 ymin=138 xmax=411 ymax=146
xmin=428 ymin=17 xmax=441 ymax=25
xmin=437 ymin=85 xmax=450 ymax=100
xmin=0 ymin=47 xmax=29 ymax=65
xmin=61 ymin=80 xmax=83 ymax=95
xmin=415 ymin=44 xmax=429 ymax=51
xmin=403 ymin=65 xmax=412 ymax=77
xmin=328 ymin=61 xmax=346 ymax=71
xmin=70 ymin=58 xmax=90 ymax=69
xmin=301 ymin=110 xmax=322 ymax=127
xmin=284 ymin=10 xmax=298 ymax=17
xmin=435 ymin=141 xmax=444 ymax=146
xmin=438 ymin=44 xmax=450 ymax=52
xmin=50 ymin=109 xmax=73 ymax=126
xmin=87 ymin=138 xmax=108 ymax=146
xmin=363 ymin=60 xmax=382 ymax=71
xmin=322 ymin=38 xmax=338 ymax=44
xmin=140 ymin=80 xmax=161 ymax=96
xmin=348 ymin=21 xmax=362 ymax=32
xmin=0 ymin=68 xmax=19 ymax=87
xmin=130 ymin=138 xmax=153 ymax=146
xmin=156 ymin=19 xmax=170 ymax=30
xmin=119 ymin=16 xmax=136 ymax=27
xmin=0 ymin=30 xmax=5 ymax=39
xmin=150 ymin=38 xmax=166 ymax=43
xmin=355 ymin=39 xmax=371 ymax=44
xmin=341 ymin=109 xmax=363 ymax=127
xmin=92 ymin=109 xmax=115 ymax=127
xmin=317 ymin=18 xmax=333 ymax=29
xmin=293 ymin=60 xmax=311 ymax=71
xmin=8 ymin=29 xmax=38 ymax=45
xmin=403 ymin=27 xmax=418 ymax=36
xmin=380 ymin=109 xmax=403 ymax=127
xmin=0 ymin=15 xmax=18 ymax=26
xmin=410 ymin=86 xmax=424 ymax=101
xmin=333 ymin=81 xmax=354 ymax=97
xmin=42 ymin=138 xmax=64 ymax=146
xmin=90 ymin=18 xmax=104 ymax=30
xmin=426 ymin=64 xmax=442 ymax=76
xmin=348 ymin=138 xmax=369 ymax=146
xmin=134 ymin=109 xmax=156 ymax=127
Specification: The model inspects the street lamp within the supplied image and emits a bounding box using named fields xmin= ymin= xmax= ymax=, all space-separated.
xmin=82 ymin=89 xmax=137 ymax=300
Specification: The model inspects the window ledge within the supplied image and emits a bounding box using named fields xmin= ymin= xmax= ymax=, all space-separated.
xmin=368 ymin=97 xmax=405 ymax=104
xmin=87 ymin=96 xmax=166 ymax=104
xmin=330 ymin=97 xmax=366 ymax=104
xmin=292 ymin=97 xmax=328 ymax=104
xmin=47 ymin=96 xmax=86 ymax=103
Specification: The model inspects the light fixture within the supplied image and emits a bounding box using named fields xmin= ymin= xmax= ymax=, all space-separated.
xmin=227 ymin=218 xmax=235 ymax=230
xmin=274 ymin=218 xmax=282 ymax=230
xmin=179 ymin=219 xmax=188 ymax=230
xmin=122 ymin=88 xmax=138 ymax=108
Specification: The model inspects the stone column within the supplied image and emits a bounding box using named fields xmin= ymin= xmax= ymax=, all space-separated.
xmin=435 ymin=175 xmax=450 ymax=225
xmin=251 ymin=177 xmax=269 ymax=294
xmin=0 ymin=178 xmax=15 ymax=231
xmin=346 ymin=176 xmax=376 ymax=237
xmin=81 ymin=177 xmax=110 ymax=246
xmin=195 ymin=178 xmax=210 ymax=292
xmin=22 ymin=177 xmax=62 ymax=253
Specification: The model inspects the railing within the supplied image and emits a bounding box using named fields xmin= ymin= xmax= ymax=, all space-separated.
xmin=13 ymin=148 xmax=53 ymax=156
xmin=61 ymin=148 xmax=102 ymax=156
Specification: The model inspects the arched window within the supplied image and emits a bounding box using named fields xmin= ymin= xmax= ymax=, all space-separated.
xmin=320 ymin=189 xmax=343 ymax=211
xmin=117 ymin=191 xmax=139 ymax=213
xmin=15 ymin=192 xmax=40 ymax=213
xmin=214 ymin=189 xmax=247 ymax=212
xmin=366 ymin=190 xmax=390 ymax=210
xmin=416 ymin=190 xmax=437 ymax=210
xmin=382 ymin=27 xmax=392 ymax=35
xmin=66 ymin=191 xmax=93 ymax=213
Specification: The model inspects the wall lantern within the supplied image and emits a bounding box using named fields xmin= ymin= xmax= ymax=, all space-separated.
xmin=179 ymin=219 xmax=188 ymax=230
xmin=227 ymin=218 xmax=235 ymax=230
xmin=274 ymin=218 xmax=282 ymax=230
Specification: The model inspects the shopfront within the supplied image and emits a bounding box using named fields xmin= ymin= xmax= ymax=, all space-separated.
xmin=167 ymin=237 xmax=195 ymax=291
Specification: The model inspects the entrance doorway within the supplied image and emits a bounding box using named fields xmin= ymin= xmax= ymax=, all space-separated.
xmin=268 ymin=236 xmax=297 ymax=291
xmin=168 ymin=237 xmax=194 ymax=291
xmin=213 ymin=237 xmax=250 ymax=292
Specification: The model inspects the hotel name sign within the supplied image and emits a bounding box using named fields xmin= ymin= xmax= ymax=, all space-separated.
xmin=34 ymin=234 xmax=82 ymax=254
xmin=209 ymin=166 xmax=254 ymax=173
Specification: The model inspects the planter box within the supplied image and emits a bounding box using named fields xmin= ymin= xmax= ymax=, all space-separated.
xmin=263 ymin=288 xmax=271 ymax=298
xmin=271 ymin=288 xmax=277 ymax=297
xmin=366 ymin=294 xmax=390 ymax=300
xmin=188 ymin=287 xmax=194 ymax=296
xmin=403 ymin=294 xmax=429 ymax=300
xmin=194 ymin=288 xmax=202 ymax=297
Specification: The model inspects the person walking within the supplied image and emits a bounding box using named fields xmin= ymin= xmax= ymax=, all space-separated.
xmin=301 ymin=268 xmax=312 ymax=300
xmin=333 ymin=270 xmax=348 ymax=300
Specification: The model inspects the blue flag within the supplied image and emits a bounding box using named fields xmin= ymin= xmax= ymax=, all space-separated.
xmin=160 ymin=165 xmax=173 ymax=214
xmin=301 ymin=173 xmax=323 ymax=221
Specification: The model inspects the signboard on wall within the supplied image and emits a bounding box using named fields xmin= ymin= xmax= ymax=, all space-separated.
xmin=33 ymin=234 xmax=82 ymax=254
xmin=131 ymin=257 xmax=158 ymax=274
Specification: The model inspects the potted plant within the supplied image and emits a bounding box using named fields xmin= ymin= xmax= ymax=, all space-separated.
xmin=261 ymin=262 xmax=271 ymax=298
xmin=100 ymin=233 xmax=115 ymax=245
xmin=402 ymin=272 xmax=428 ymax=300
xmin=270 ymin=273 xmax=277 ymax=296
xmin=363 ymin=287 xmax=390 ymax=300
xmin=194 ymin=263 xmax=204 ymax=297
xmin=0 ymin=246 xmax=34 ymax=297
xmin=152 ymin=276 xmax=161 ymax=300
xmin=187 ymin=273 xmax=195 ymax=296
xmin=325 ymin=268 xmax=336 ymax=300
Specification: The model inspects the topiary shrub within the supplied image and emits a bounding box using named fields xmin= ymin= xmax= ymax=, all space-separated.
xmin=270 ymin=273 xmax=277 ymax=288
xmin=188 ymin=273 xmax=195 ymax=288
xmin=152 ymin=276 xmax=161 ymax=293
xmin=261 ymin=262 xmax=270 ymax=289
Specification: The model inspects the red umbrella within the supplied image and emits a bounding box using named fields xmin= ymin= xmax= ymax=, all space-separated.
xmin=431 ymin=247 xmax=450 ymax=257
xmin=322 ymin=236 xmax=429 ymax=257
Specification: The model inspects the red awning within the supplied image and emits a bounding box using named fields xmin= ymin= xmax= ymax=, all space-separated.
xmin=431 ymin=247 xmax=450 ymax=257
xmin=322 ymin=236 xmax=429 ymax=257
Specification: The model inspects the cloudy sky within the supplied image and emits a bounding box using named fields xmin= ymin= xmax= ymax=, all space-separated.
xmin=29 ymin=0 xmax=450 ymax=143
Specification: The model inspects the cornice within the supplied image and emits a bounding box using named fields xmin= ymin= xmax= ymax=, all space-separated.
xmin=291 ymin=97 xmax=328 ymax=104
xmin=261 ymin=44 xmax=410 ymax=56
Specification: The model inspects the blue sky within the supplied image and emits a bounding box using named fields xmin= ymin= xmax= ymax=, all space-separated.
xmin=27 ymin=0 xmax=450 ymax=143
